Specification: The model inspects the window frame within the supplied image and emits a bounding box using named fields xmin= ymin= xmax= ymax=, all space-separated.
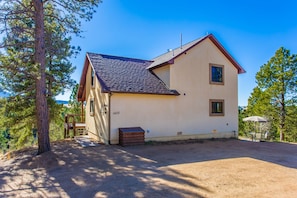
xmin=91 ymin=68 xmax=95 ymax=88
xmin=90 ymin=99 xmax=94 ymax=116
xmin=209 ymin=99 xmax=225 ymax=116
xmin=209 ymin=64 xmax=224 ymax=85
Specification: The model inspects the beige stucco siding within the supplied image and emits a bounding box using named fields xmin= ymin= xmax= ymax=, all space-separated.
xmin=110 ymin=94 xmax=176 ymax=143
xmin=110 ymin=93 xmax=237 ymax=144
xmin=109 ymin=38 xmax=238 ymax=144
xmin=171 ymin=38 xmax=238 ymax=133
xmin=85 ymin=63 xmax=109 ymax=144
xmin=153 ymin=65 xmax=170 ymax=87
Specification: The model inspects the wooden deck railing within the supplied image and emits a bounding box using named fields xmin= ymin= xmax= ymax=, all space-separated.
xmin=64 ymin=114 xmax=86 ymax=138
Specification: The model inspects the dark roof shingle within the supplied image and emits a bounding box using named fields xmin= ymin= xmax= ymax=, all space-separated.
xmin=87 ymin=53 xmax=179 ymax=95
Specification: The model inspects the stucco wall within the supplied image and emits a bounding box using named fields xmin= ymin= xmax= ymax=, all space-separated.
xmin=153 ymin=65 xmax=170 ymax=87
xmin=109 ymin=38 xmax=239 ymax=144
xmin=85 ymin=63 xmax=110 ymax=144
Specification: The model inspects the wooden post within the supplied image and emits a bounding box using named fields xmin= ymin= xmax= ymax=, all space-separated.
xmin=81 ymin=102 xmax=85 ymax=123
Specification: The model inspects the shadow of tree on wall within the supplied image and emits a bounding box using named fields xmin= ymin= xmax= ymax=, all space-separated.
xmin=0 ymin=140 xmax=210 ymax=197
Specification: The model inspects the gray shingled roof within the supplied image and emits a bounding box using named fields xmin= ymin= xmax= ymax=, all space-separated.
xmin=87 ymin=53 xmax=179 ymax=95
xmin=78 ymin=34 xmax=244 ymax=101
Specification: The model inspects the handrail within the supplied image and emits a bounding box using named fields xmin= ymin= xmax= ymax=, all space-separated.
xmin=65 ymin=114 xmax=85 ymax=123
xmin=64 ymin=114 xmax=85 ymax=138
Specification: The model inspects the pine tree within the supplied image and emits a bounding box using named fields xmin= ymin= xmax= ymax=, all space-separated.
xmin=0 ymin=0 xmax=101 ymax=154
xmin=255 ymin=47 xmax=297 ymax=141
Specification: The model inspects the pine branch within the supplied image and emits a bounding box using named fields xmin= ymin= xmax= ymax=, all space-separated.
xmin=0 ymin=40 xmax=34 ymax=49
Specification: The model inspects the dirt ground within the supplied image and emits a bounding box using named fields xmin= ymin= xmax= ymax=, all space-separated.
xmin=1 ymin=138 xmax=297 ymax=198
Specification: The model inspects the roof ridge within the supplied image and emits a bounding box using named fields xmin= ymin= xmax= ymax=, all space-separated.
xmin=87 ymin=52 xmax=152 ymax=63
xmin=151 ymin=35 xmax=207 ymax=60
xmin=147 ymin=34 xmax=209 ymax=69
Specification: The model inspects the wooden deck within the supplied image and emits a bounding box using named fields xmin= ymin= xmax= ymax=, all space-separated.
xmin=64 ymin=114 xmax=86 ymax=138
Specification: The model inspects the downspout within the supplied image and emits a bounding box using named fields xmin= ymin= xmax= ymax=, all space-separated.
xmin=108 ymin=92 xmax=111 ymax=145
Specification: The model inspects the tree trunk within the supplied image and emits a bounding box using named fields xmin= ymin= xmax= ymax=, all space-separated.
xmin=279 ymin=93 xmax=286 ymax=141
xmin=33 ymin=0 xmax=51 ymax=154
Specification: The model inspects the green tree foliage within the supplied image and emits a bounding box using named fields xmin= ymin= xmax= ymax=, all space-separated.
xmin=247 ymin=87 xmax=272 ymax=116
xmin=247 ymin=87 xmax=279 ymax=139
xmin=285 ymin=105 xmax=297 ymax=142
xmin=238 ymin=106 xmax=247 ymax=136
xmin=68 ymin=83 xmax=82 ymax=115
xmin=0 ymin=0 xmax=101 ymax=154
xmin=0 ymin=98 xmax=10 ymax=153
xmin=2 ymin=96 xmax=36 ymax=149
xmin=248 ymin=47 xmax=297 ymax=141
xmin=49 ymin=84 xmax=85 ymax=142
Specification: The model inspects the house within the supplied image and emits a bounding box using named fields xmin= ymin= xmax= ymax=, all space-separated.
xmin=77 ymin=34 xmax=245 ymax=144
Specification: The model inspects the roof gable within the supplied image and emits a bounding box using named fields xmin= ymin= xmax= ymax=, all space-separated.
xmin=147 ymin=36 xmax=206 ymax=69
xmin=78 ymin=34 xmax=245 ymax=101
xmin=147 ymin=34 xmax=245 ymax=74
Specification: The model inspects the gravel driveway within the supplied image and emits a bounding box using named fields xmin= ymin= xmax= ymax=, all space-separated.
xmin=1 ymin=139 xmax=297 ymax=197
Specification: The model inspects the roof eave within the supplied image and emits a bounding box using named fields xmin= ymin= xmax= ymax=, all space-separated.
xmin=77 ymin=53 xmax=112 ymax=101
xmin=147 ymin=59 xmax=174 ymax=71
xmin=104 ymin=90 xmax=180 ymax=96
xmin=148 ymin=34 xmax=246 ymax=74
xmin=77 ymin=55 xmax=90 ymax=101
xmin=208 ymin=34 xmax=246 ymax=74
xmin=148 ymin=35 xmax=209 ymax=70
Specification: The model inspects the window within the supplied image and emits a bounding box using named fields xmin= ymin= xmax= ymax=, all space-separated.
xmin=210 ymin=64 xmax=224 ymax=85
xmin=90 ymin=99 xmax=94 ymax=116
xmin=210 ymin=99 xmax=224 ymax=116
xmin=91 ymin=69 xmax=95 ymax=87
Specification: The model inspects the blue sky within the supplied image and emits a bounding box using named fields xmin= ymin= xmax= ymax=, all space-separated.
xmin=57 ymin=0 xmax=297 ymax=106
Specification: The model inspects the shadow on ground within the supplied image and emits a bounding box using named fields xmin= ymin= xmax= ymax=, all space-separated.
xmin=0 ymin=140 xmax=211 ymax=197
xmin=0 ymin=139 xmax=296 ymax=197
xmin=122 ymin=139 xmax=297 ymax=169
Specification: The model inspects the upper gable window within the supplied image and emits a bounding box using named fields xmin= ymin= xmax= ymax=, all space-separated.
xmin=210 ymin=64 xmax=224 ymax=85
xmin=91 ymin=69 xmax=95 ymax=87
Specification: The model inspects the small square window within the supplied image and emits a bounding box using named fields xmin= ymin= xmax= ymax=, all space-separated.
xmin=210 ymin=64 xmax=224 ymax=85
xmin=210 ymin=99 xmax=224 ymax=116
xmin=90 ymin=99 xmax=94 ymax=116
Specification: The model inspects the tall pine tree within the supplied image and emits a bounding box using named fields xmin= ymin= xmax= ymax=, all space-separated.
xmin=0 ymin=0 xmax=101 ymax=154
xmin=255 ymin=47 xmax=297 ymax=141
